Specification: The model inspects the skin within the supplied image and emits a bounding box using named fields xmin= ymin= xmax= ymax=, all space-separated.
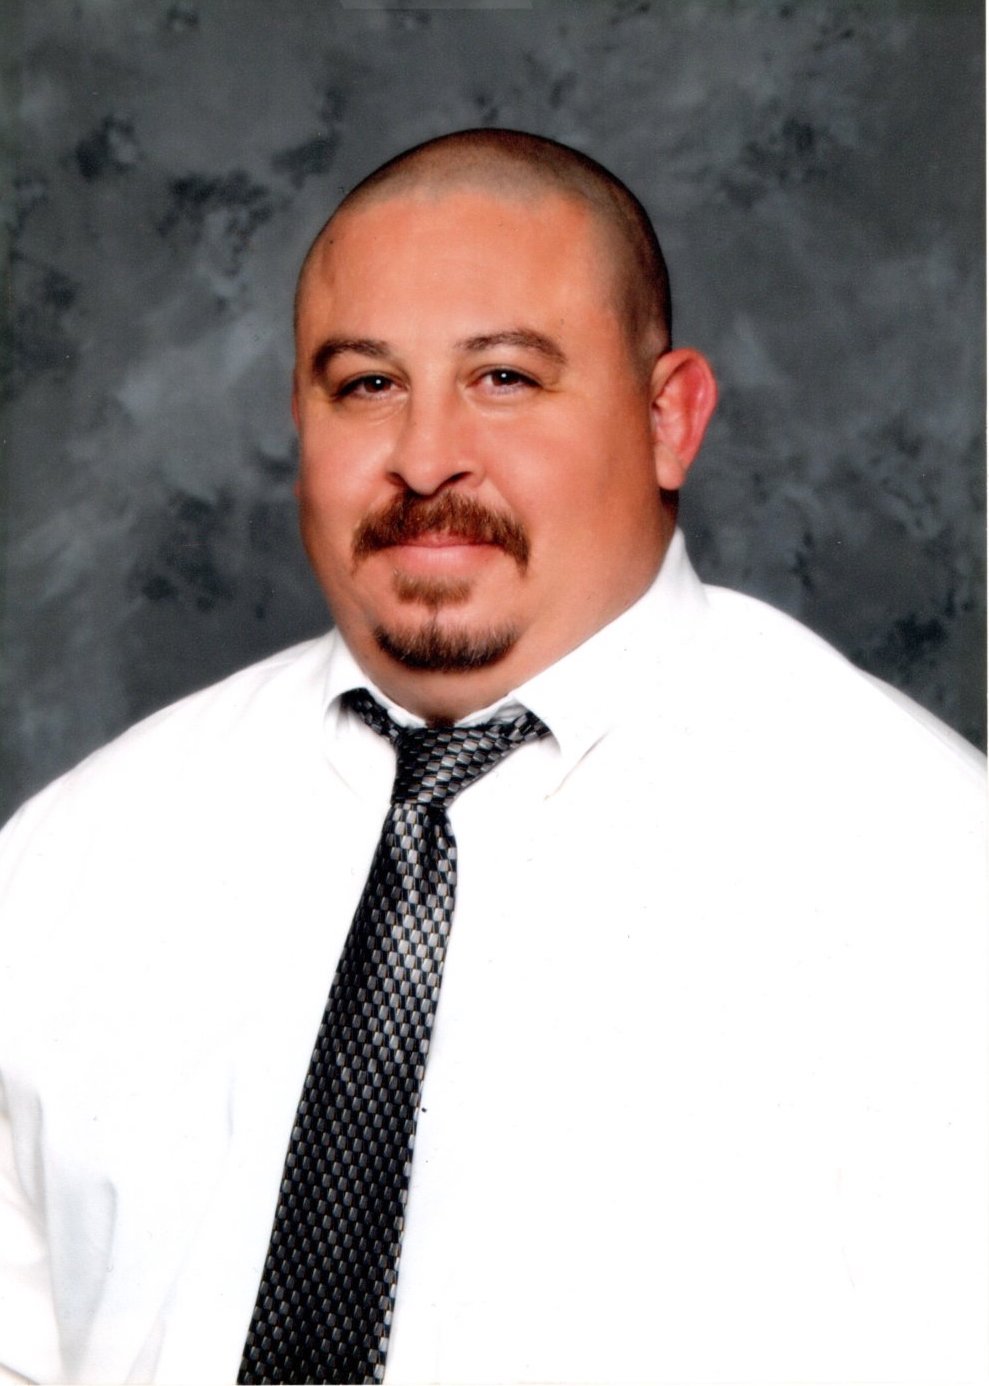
xmin=293 ymin=186 xmax=717 ymax=723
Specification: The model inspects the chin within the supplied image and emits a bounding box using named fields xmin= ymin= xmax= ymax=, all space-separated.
xmin=374 ymin=616 xmax=520 ymax=673
xmin=392 ymin=572 xmax=473 ymax=608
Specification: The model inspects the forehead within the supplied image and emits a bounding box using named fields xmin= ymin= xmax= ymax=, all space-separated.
xmin=296 ymin=188 xmax=625 ymax=345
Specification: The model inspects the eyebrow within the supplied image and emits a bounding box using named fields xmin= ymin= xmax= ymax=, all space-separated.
xmin=309 ymin=327 xmax=568 ymax=379
xmin=310 ymin=337 xmax=391 ymax=377
xmin=456 ymin=329 xmax=568 ymax=366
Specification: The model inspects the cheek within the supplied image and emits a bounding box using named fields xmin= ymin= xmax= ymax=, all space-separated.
xmin=297 ymin=431 xmax=376 ymax=523
xmin=510 ymin=429 xmax=643 ymax=524
xmin=296 ymin=455 xmax=363 ymax=577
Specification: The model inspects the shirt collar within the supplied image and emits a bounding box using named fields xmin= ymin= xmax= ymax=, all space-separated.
xmin=323 ymin=640 xmax=526 ymax=731
xmin=322 ymin=529 xmax=708 ymax=788
xmin=510 ymin=528 xmax=707 ymax=782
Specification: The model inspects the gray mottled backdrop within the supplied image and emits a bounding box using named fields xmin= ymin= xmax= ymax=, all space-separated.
xmin=2 ymin=0 xmax=984 ymax=822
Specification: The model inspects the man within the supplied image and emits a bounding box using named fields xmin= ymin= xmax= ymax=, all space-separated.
xmin=0 ymin=129 xmax=984 ymax=1385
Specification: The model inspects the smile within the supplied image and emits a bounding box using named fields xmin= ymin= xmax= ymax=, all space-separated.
xmin=352 ymin=493 xmax=531 ymax=572
xmin=398 ymin=531 xmax=489 ymax=547
xmin=387 ymin=534 xmax=502 ymax=574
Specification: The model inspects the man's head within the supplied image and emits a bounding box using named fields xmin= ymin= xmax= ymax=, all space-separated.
xmin=292 ymin=129 xmax=717 ymax=721
xmin=296 ymin=128 xmax=674 ymax=371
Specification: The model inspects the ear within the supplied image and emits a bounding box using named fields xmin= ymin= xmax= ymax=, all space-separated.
xmin=648 ymin=348 xmax=718 ymax=491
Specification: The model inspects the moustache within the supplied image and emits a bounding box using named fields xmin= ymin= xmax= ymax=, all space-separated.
xmin=352 ymin=492 xmax=530 ymax=570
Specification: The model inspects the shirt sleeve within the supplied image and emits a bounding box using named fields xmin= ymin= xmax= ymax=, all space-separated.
xmin=0 ymin=793 xmax=67 ymax=1383
xmin=0 ymin=1080 xmax=62 ymax=1383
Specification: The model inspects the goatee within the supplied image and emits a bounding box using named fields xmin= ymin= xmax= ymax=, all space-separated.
xmin=357 ymin=490 xmax=528 ymax=671
xmin=375 ymin=618 xmax=519 ymax=672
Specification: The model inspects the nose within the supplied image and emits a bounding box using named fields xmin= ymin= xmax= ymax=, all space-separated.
xmin=386 ymin=392 xmax=480 ymax=497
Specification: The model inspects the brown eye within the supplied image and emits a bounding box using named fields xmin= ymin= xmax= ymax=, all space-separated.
xmin=484 ymin=369 xmax=537 ymax=391
xmin=338 ymin=374 xmax=395 ymax=399
xmin=343 ymin=374 xmax=387 ymax=396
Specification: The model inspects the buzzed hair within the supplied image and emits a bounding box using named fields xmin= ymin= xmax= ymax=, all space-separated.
xmin=295 ymin=128 xmax=672 ymax=363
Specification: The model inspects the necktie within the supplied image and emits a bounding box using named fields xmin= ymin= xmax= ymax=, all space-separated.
xmin=238 ymin=688 xmax=549 ymax=1385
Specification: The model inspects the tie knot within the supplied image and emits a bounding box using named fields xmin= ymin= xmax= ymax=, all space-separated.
xmin=343 ymin=688 xmax=550 ymax=809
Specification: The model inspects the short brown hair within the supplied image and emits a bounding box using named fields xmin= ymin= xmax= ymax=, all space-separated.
xmin=296 ymin=128 xmax=672 ymax=363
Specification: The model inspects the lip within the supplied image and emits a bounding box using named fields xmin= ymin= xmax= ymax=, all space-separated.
xmin=397 ymin=532 xmax=488 ymax=548
xmin=386 ymin=535 xmax=501 ymax=573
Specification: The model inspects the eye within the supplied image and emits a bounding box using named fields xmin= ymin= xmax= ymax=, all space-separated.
xmin=335 ymin=374 xmax=397 ymax=400
xmin=479 ymin=367 xmax=539 ymax=393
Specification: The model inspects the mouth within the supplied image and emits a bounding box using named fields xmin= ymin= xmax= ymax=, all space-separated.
xmin=395 ymin=530 xmax=490 ymax=547
xmin=353 ymin=493 xmax=530 ymax=571
xmin=387 ymin=531 xmax=501 ymax=575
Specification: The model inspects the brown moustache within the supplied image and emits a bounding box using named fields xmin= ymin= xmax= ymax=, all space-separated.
xmin=352 ymin=492 xmax=530 ymax=570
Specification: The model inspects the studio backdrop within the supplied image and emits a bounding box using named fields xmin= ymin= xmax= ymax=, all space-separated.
xmin=2 ymin=0 xmax=984 ymax=822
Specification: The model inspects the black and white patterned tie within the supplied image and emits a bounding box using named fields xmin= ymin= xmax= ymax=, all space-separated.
xmin=238 ymin=688 xmax=549 ymax=1385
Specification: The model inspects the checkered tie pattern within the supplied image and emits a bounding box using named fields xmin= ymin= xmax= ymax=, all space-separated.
xmin=238 ymin=688 xmax=549 ymax=1385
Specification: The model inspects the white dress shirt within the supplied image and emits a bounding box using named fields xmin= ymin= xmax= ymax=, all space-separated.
xmin=0 ymin=533 xmax=985 ymax=1385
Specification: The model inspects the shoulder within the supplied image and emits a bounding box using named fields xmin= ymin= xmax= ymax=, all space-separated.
xmin=630 ymin=580 xmax=988 ymax=886
xmin=0 ymin=633 xmax=335 ymax=849
xmin=102 ymin=632 xmax=334 ymax=751
xmin=618 ymin=580 xmax=986 ymax=938
xmin=699 ymin=583 xmax=984 ymax=784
